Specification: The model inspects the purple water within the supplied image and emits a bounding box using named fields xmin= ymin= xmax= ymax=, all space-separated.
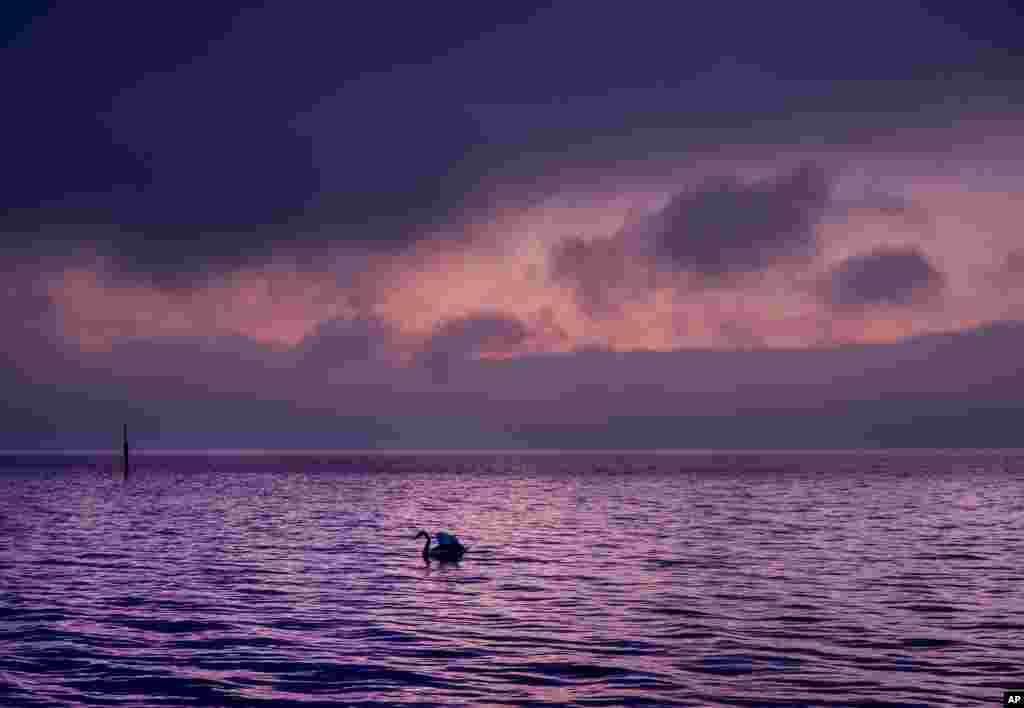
xmin=1 ymin=451 xmax=1021 ymax=706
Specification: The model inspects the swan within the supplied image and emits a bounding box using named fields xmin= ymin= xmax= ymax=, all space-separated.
xmin=414 ymin=530 xmax=467 ymax=562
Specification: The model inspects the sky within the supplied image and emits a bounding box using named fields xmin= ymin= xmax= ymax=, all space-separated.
xmin=3 ymin=1 xmax=1023 ymax=449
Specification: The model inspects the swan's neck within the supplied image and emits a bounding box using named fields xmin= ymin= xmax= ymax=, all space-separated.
xmin=421 ymin=536 xmax=431 ymax=561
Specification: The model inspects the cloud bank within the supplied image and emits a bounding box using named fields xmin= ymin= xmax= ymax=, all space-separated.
xmin=4 ymin=2 xmax=1024 ymax=447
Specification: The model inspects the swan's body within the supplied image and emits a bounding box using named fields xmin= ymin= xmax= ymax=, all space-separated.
xmin=414 ymin=530 xmax=467 ymax=562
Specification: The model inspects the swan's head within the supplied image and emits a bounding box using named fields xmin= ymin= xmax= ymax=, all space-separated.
xmin=414 ymin=530 xmax=430 ymax=541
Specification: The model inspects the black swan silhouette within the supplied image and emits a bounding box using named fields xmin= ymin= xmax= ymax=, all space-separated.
xmin=414 ymin=530 xmax=467 ymax=562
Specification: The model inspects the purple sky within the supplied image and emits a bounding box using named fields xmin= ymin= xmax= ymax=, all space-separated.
xmin=3 ymin=2 xmax=1023 ymax=449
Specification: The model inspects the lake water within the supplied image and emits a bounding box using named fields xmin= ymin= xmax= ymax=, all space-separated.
xmin=1 ymin=451 xmax=1021 ymax=707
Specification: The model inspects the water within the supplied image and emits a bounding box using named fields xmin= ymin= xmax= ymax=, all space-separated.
xmin=1 ymin=451 xmax=1022 ymax=707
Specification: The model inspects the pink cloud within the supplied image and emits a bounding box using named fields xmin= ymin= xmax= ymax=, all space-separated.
xmin=37 ymin=153 xmax=1024 ymax=363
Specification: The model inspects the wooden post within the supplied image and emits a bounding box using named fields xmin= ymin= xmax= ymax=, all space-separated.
xmin=122 ymin=422 xmax=130 ymax=476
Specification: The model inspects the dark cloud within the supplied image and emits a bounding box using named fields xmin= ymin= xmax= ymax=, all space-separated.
xmin=551 ymin=165 xmax=834 ymax=309
xmin=0 ymin=264 xmax=58 ymax=332
xmin=549 ymin=234 xmax=651 ymax=315
xmin=645 ymin=164 xmax=832 ymax=277
xmin=293 ymin=316 xmax=399 ymax=370
xmin=5 ymin=0 xmax=1021 ymax=289
xmin=0 ymin=3 xmax=549 ymax=286
xmin=4 ymin=310 xmax=1024 ymax=448
xmin=826 ymin=246 xmax=944 ymax=309
xmin=416 ymin=314 xmax=531 ymax=383
xmin=511 ymin=402 xmax=1024 ymax=450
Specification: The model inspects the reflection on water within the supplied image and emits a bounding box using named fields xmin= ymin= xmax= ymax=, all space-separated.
xmin=1 ymin=451 xmax=1022 ymax=706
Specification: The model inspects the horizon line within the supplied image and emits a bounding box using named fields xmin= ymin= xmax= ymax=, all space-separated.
xmin=3 ymin=448 xmax=1024 ymax=456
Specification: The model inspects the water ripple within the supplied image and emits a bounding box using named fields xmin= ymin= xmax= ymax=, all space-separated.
xmin=1 ymin=451 xmax=1022 ymax=706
